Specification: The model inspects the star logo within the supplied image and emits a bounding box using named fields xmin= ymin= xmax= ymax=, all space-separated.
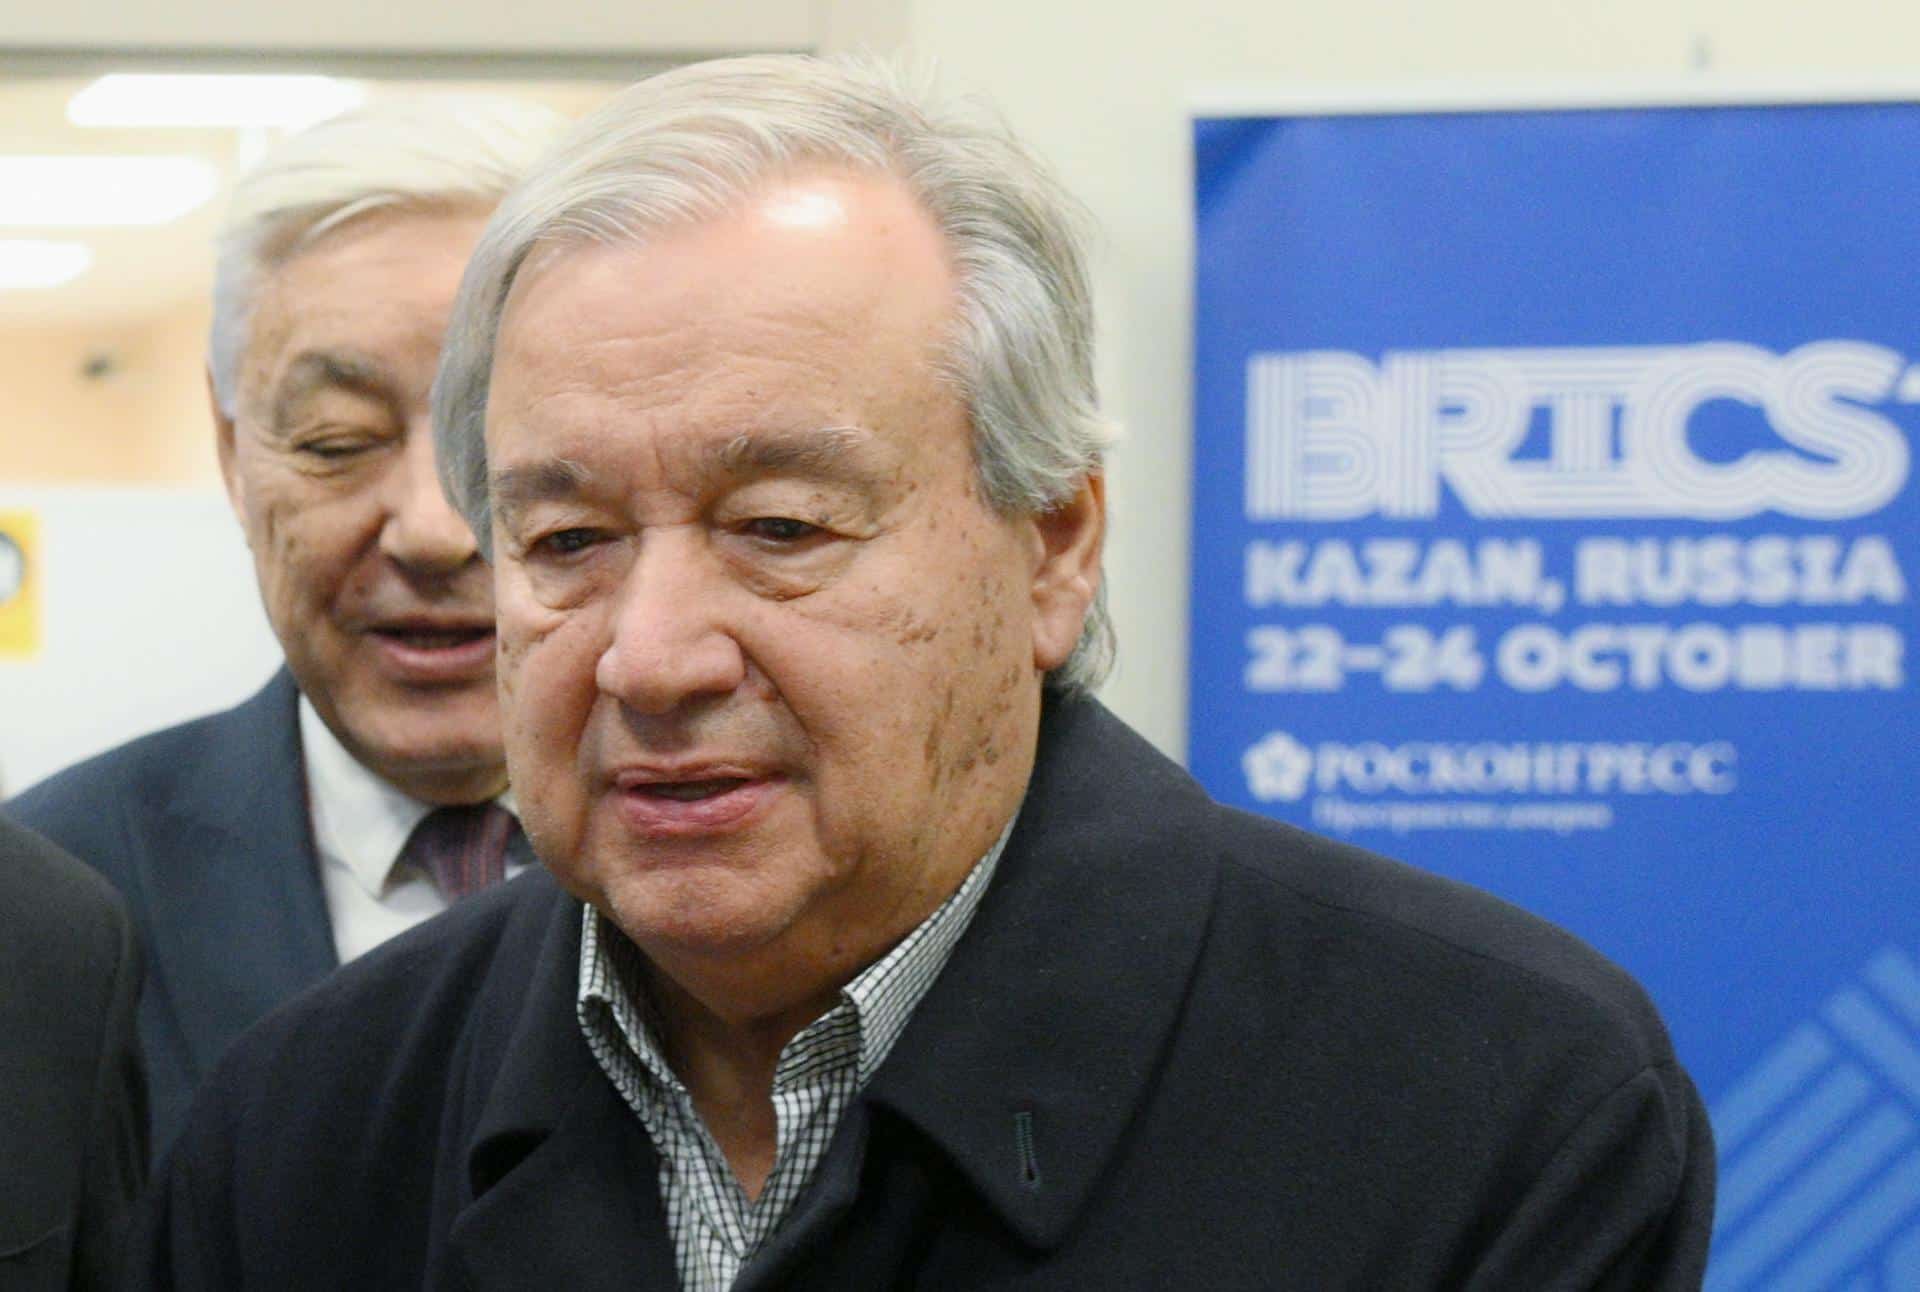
xmin=1243 ymin=731 xmax=1313 ymax=802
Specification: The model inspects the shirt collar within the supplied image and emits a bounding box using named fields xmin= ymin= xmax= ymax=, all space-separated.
xmin=579 ymin=813 xmax=1016 ymax=1094
xmin=842 ymin=815 xmax=1011 ymax=1085
xmin=300 ymin=697 xmax=434 ymax=899
xmin=299 ymin=697 xmax=520 ymax=897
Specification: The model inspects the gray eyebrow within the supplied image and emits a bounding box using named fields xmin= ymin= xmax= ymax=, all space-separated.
xmin=490 ymin=458 xmax=594 ymax=522
xmin=713 ymin=425 xmax=876 ymax=479
xmin=270 ymin=350 xmax=392 ymax=427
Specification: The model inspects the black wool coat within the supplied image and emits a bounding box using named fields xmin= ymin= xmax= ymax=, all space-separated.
xmin=0 ymin=814 xmax=147 ymax=1291
xmin=130 ymin=695 xmax=1714 ymax=1290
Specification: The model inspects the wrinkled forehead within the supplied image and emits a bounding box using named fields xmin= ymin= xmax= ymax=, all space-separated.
xmin=240 ymin=206 xmax=491 ymax=416
xmin=250 ymin=206 xmax=488 ymax=337
xmin=480 ymin=179 xmax=976 ymax=515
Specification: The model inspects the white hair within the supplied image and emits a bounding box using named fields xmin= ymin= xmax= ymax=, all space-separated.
xmin=208 ymin=95 xmax=568 ymax=417
xmin=432 ymin=55 xmax=1116 ymax=692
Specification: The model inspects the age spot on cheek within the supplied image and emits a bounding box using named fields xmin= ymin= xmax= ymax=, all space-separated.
xmin=967 ymin=604 xmax=1006 ymax=655
xmin=895 ymin=612 xmax=940 ymax=646
xmin=976 ymin=727 xmax=1005 ymax=769
xmin=968 ymin=668 xmax=1022 ymax=772
xmin=858 ymin=593 xmax=943 ymax=647
xmin=923 ymin=683 xmax=956 ymax=772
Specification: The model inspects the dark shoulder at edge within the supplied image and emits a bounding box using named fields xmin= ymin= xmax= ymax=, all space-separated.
xmin=1205 ymin=802 xmax=1676 ymax=1056
xmin=0 ymin=813 xmax=130 ymax=971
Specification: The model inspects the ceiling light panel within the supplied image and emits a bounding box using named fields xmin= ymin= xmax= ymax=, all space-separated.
xmin=0 ymin=240 xmax=93 ymax=289
xmin=69 ymin=74 xmax=366 ymax=130
xmin=0 ymin=157 xmax=219 ymax=226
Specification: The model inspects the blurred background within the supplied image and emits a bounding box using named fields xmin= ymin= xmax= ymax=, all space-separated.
xmin=11 ymin=0 xmax=1920 ymax=791
xmin=0 ymin=62 xmax=628 ymax=792
xmin=7 ymin=0 xmax=1912 ymax=790
xmin=2 ymin=3 xmax=1917 ymax=1282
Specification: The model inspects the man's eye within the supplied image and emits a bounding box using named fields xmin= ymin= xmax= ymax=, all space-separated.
xmin=532 ymin=528 xmax=602 ymax=557
xmin=743 ymin=517 xmax=821 ymax=543
xmin=297 ymin=437 xmax=375 ymax=461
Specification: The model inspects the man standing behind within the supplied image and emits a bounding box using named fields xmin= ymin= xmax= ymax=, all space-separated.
xmin=133 ymin=58 xmax=1712 ymax=1288
xmin=6 ymin=97 xmax=562 ymax=1156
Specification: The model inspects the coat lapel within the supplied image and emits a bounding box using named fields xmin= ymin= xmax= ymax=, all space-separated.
xmin=446 ymin=1074 xmax=676 ymax=1292
xmin=446 ymin=885 xmax=679 ymax=1291
xmin=861 ymin=695 xmax=1223 ymax=1253
xmin=732 ymin=1104 xmax=872 ymax=1291
xmin=143 ymin=670 xmax=336 ymax=1079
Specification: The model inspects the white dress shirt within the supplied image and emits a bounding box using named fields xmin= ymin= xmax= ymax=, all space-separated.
xmin=298 ymin=698 xmax=521 ymax=964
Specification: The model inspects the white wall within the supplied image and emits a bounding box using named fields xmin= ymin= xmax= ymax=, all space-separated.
xmin=0 ymin=488 xmax=281 ymax=795
xmin=0 ymin=0 xmax=816 ymax=54
xmin=896 ymin=0 xmax=1920 ymax=759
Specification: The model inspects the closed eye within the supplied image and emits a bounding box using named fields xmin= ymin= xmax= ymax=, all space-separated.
xmin=292 ymin=431 xmax=384 ymax=462
xmin=303 ymin=440 xmax=372 ymax=460
xmin=742 ymin=517 xmax=823 ymax=544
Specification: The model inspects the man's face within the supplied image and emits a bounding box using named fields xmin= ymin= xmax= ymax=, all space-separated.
xmin=219 ymin=207 xmax=506 ymax=805
xmin=485 ymin=172 xmax=1102 ymax=1005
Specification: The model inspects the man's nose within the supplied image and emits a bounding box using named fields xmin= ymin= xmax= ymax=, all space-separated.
xmin=595 ymin=535 xmax=747 ymax=716
xmin=380 ymin=422 xmax=480 ymax=573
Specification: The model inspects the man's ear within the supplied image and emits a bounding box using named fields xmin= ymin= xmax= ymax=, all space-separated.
xmin=208 ymin=366 xmax=247 ymax=526
xmin=1028 ymin=472 xmax=1106 ymax=673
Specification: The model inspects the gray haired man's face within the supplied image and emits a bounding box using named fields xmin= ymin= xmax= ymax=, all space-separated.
xmin=482 ymin=170 xmax=1103 ymax=1014
xmin=217 ymin=208 xmax=508 ymax=805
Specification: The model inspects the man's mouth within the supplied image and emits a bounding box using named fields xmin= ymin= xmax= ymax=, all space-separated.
xmin=636 ymin=778 xmax=750 ymax=802
xmin=366 ymin=621 xmax=497 ymax=682
xmin=610 ymin=769 xmax=779 ymax=835
xmin=373 ymin=626 xmax=493 ymax=651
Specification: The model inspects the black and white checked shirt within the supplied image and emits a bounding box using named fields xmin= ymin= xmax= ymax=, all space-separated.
xmin=576 ymin=822 xmax=1012 ymax=1291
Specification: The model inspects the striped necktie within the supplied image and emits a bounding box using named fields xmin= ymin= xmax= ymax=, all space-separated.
xmin=401 ymin=803 xmax=517 ymax=901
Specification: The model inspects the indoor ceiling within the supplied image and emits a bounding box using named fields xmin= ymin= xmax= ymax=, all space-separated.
xmin=0 ymin=73 xmax=622 ymax=327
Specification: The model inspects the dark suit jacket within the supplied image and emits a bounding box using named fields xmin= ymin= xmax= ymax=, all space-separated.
xmin=0 ymin=814 xmax=147 ymax=1291
xmin=7 ymin=671 xmax=336 ymax=1158
xmin=131 ymin=695 xmax=1715 ymax=1289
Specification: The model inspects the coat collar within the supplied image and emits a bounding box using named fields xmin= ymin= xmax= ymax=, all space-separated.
xmin=461 ymin=880 xmax=602 ymax=1189
xmin=456 ymin=694 xmax=1221 ymax=1263
xmin=863 ymin=693 xmax=1221 ymax=1249
xmin=451 ymin=875 xmax=679 ymax=1291
xmin=147 ymin=668 xmax=337 ymax=1073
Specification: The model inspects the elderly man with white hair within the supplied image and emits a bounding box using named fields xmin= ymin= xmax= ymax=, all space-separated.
xmin=6 ymin=96 xmax=563 ymax=1158
xmin=131 ymin=57 xmax=1714 ymax=1290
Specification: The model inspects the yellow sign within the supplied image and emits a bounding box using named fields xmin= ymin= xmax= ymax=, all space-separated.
xmin=0 ymin=510 xmax=40 ymax=658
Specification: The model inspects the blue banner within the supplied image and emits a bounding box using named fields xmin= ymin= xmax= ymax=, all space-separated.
xmin=1192 ymin=101 xmax=1919 ymax=1284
